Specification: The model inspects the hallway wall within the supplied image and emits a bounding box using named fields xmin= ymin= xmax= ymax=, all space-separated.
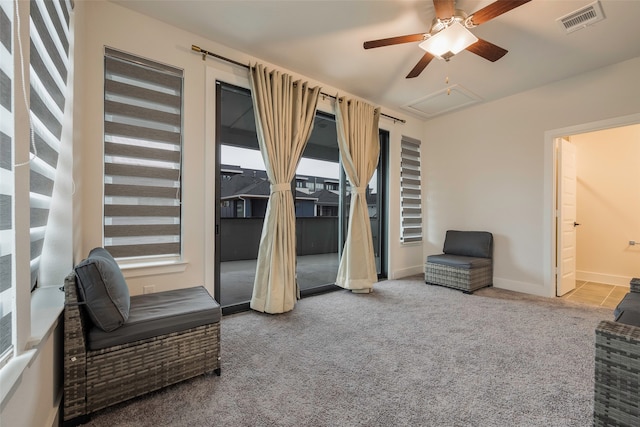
xmin=574 ymin=124 xmax=640 ymax=285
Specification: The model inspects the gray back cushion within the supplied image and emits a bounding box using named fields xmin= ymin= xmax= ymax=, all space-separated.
xmin=443 ymin=230 xmax=493 ymax=259
xmin=74 ymin=247 xmax=130 ymax=332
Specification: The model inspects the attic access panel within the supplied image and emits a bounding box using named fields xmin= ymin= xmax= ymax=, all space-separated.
xmin=403 ymin=84 xmax=481 ymax=118
xmin=218 ymin=82 xmax=339 ymax=162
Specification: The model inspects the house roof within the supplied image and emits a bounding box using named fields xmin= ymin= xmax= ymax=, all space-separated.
xmin=222 ymin=174 xmax=317 ymax=201
xmin=310 ymin=189 xmax=339 ymax=206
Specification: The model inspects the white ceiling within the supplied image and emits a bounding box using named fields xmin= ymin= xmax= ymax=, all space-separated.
xmin=112 ymin=0 xmax=640 ymax=120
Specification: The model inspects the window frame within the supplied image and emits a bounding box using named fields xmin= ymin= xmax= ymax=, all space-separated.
xmin=0 ymin=0 xmax=15 ymax=369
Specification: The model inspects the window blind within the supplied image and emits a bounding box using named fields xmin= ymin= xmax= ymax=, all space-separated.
xmin=400 ymin=136 xmax=422 ymax=243
xmin=29 ymin=0 xmax=73 ymax=288
xmin=103 ymin=48 xmax=183 ymax=259
xmin=0 ymin=0 xmax=14 ymax=361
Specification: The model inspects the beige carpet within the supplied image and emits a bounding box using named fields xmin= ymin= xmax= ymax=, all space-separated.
xmin=82 ymin=276 xmax=613 ymax=426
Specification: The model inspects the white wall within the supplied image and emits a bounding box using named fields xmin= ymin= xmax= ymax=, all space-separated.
xmin=0 ymin=323 xmax=62 ymax=427
xmin=422 ymin=56 xmax=640 ymax=297
xmin=76 ymin=0 xmax=426 ymax=297
xmin=574 ymin=125 xmax=640 ymax=285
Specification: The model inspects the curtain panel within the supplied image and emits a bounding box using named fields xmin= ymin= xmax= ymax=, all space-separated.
xmin=249 ymin=64 xmax=320 ymax=314
xmin=335 ymin=97 xmax=381 ymax=292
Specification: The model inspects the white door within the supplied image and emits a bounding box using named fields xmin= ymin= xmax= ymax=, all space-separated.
xmin=557 ymin=138 xmax=578 ymax=296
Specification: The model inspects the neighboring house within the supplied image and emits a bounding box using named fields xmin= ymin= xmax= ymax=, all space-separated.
xmin=220 ymin=168 xmax=317 ymax=217
xmin=310 ymin=189 xmax=339 ymax=217
xmin=220 ymin=166 xmax=377 ymax=218
xmin=310 ymin=188 xmax=378 ymax=218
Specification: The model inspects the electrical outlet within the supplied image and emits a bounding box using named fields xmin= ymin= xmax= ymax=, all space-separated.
xmin=143 ymin=285 xmax=155 ymax=294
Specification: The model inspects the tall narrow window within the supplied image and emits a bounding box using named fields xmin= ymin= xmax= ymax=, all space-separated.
xmin=29 ymin=0 xmax=73 ymax=288
xmin=103 ymin=48 xmax=183 ymax=259
xmin=0 ymin=0 xmax=14 ymax=364
xmin=400 ymin=136 xmax=422 ymax=243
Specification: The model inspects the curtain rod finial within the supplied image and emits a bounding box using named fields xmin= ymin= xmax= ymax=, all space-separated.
xmin=191 ymin=45 xmax=207 ymax=61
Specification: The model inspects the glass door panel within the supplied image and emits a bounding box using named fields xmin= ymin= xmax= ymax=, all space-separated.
xmin=216 ymin=82 xmax=265 ymax=310
xmin=295 ymin=113 xmax=341 ymax=294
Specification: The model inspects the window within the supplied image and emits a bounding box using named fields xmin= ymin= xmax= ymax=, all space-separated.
xmin=0 ymin=0 xmax=14 ymax=365
xmin=0 ymin=0 xmax=74 ymax=369
xmin=400 ymin=136 xmax=422 ymax=243
xmin=325 ymin=181 xmax=338 ymax=191
xmin=103 ymin=48 xmax=184 ymax=259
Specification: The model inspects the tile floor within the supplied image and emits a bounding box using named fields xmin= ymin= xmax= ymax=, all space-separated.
xmin=561 ymin=280 xmax=628 ymax=308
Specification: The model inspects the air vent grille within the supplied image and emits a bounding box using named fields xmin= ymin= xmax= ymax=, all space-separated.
xmin=557 ymin=1 xmax=605 ymax=33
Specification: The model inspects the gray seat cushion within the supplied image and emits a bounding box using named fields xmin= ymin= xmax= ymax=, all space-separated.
xmin=443 ymin=230 xmax=493 ymax=259
xmin=426 ymin=254 xmax=492 ymax=269
xmin=75 ymin=247 xmax=130 ymax=332
xmin=88 ymin=286 xmax=221 ymax=350
xmin=614 ymin=291 xmax=640 ymax=326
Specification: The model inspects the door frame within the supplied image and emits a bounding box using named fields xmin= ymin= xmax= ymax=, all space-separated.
xmin=544 ymin=113 xmax=640 ymax=298
xmin=208 ymin=76 xmax=390 ymax=309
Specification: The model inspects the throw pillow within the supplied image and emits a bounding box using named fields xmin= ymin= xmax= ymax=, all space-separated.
xmin=74 ymin=247 xmax=130 ymax=332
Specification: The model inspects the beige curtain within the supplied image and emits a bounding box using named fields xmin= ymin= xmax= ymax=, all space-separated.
xmin=249 ymin=64 xmax=320 ymax=314
xmin=334 ymin=97 xmax=381 ymax=292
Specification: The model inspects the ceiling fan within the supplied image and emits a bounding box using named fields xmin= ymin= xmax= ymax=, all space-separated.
xmin=363 ymin=0 xmax=532 ymax=78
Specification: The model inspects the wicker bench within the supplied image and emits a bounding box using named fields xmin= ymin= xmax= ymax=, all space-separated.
xmin=63 ymin=248 xmax=221 ymax=426
xmin=594 ymin=278 xmax=640 ymax=426
xmin=424 ymin=230 xmax=493 ymax=294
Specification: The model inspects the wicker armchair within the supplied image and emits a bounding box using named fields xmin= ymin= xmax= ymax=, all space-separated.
xmin=594 ymin=278 xmax=640 ymax=426
xmin=63 ymin=271 xmax=221 ymax=426
xmin=424 ymin=230 xmax=493 ymax=293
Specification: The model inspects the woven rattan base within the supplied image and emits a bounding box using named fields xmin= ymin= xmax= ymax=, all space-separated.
xmin=594 ymin=320 xmax=640 ymax=426
xmin=424 ymin=262 xmax=492 ymax=293
xmin=63 ymin=273 xmax=221 ymax=425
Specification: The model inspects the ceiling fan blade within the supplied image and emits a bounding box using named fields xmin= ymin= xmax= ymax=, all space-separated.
xmin=469 ymin=0 xmax=531 ymax=26
xmin=433 ymin=0 xmax=455 ymax=19
xmin=364 ymin=33 xmax=425 ymax=49
xmin=466 ymin=38 xmax=508 ymax=62
xmin=406 ymin=52 xmax=435 ymax=79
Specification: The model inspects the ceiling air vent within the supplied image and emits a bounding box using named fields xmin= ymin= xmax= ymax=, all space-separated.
xmin=557 ymin=0 xmax=605 ymax=34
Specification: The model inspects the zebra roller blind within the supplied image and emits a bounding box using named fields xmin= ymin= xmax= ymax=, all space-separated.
xmin=103 ymin=48 xmax=183 ymax=259
xmin=0 ymin=0 xmax=14 ymax=360
xmin=400 ymin=136 xmax=422 ymax=243
xmin=29 ymin=0 xmax=74 ymax=288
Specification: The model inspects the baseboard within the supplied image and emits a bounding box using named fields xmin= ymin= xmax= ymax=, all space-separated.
xmin=388 ymin=266 xmax=423 ymax=280
xmin=576 ymin=271 xmax=632 ymax=287
xmin=492 ymin=277 xmax=552 ymax=298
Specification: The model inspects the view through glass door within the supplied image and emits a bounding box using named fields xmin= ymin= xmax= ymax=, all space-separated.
xmin=215 ymin=82 xmax=386 ymax=312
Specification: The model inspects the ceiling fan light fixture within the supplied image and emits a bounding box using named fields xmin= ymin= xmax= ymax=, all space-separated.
xmin=418 ymin=21 xmax=478 ymax=60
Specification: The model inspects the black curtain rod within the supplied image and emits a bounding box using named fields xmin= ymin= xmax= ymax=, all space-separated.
xmin=192 ymin=45 xmax=406 ymax=124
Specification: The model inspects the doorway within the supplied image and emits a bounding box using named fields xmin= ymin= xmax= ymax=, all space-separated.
xmin=549 ymin=114 xmax=640 ymax=299
xmin=214 ymin=81 xmax=388 ymax=313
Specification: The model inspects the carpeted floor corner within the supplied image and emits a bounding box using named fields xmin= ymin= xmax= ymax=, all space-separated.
xmin=82 ymin=276 xmax=612 ymax=427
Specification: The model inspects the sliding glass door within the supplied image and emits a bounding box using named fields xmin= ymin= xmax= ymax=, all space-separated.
xmin=215 ymin=82 xmax=387 ymax=312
